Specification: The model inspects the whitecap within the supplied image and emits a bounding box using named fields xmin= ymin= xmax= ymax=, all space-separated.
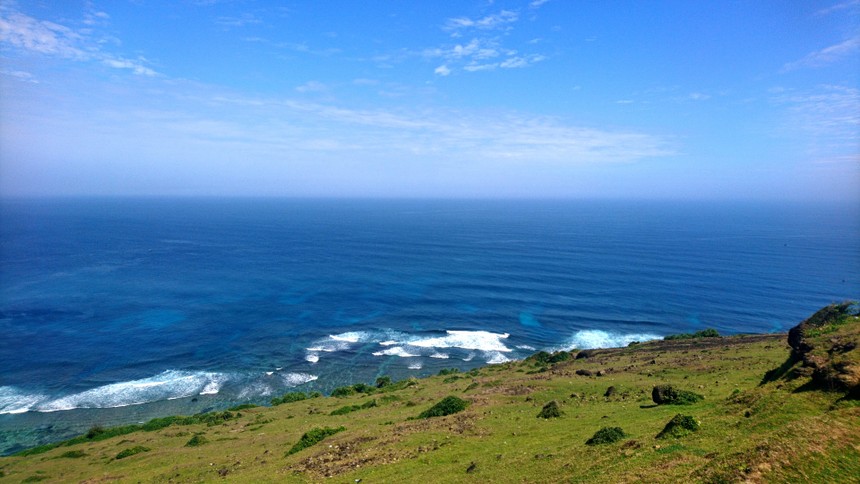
xmin=305 ymin=353 xmax=320 ymax=363
xmin=463 ymin=352 xmax=476 ymax=362
xmin=409 ymin=330 xmax=512 ymax=352
xmin=407 ymin=362 xmax=422 ymax=369
xmin=484 ymin=351 xmax=511 ymax=364
xmin=0 ymin=386 xmax=46 ymax=415
xmin=372 ymin=346 xmax=419 ymax=358
xmin=430 ymin=352 xmax=449 ymax=359
xmin=516 ymin=344 xmax=536 ymax=351
xmin=561 ymin=330 xmax=661 ymax=350
xmin=36 ymin=370 xmax=229 ymax=412
xmin=281 ymin=373 xmax=318 ymax=387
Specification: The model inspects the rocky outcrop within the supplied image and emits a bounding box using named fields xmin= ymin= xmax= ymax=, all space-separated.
xmin=786 ymin=302 xmax=859 ymax=395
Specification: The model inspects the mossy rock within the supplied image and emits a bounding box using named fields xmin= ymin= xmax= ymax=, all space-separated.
xmin=656 ymin=414 xmax=700 ymax=439
xmin=537 ymin=400 xmax=563 ymax=419
xmin=586 ymin=427 xmax=627 ymax=445
xmin=652 ymin=385 xmax=704 ymax=405
xmin=417 ymin=396 xmax=469 ymax=419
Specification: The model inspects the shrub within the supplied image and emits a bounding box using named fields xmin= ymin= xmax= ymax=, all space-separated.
xmin=331 ymin=386 xmax=356 ymax=398
xmin=228 ymin=403 xmax=258 ymax=411
xmin=438 ymin=368 xmax=460 ymax=376
xmin=586 ymin=427 xmax=627 ymax=445
xmin=417 ymin=396 xmax=469 ymax=419
xmin=352 ymin=383 xmax=375 ymax=394
xmin=652 ymin=385 xmax=704 ymax=405
xmin=272 ymin=392 xmax=309 ymax=405
xmin=185 ymin=434 xmax=208 ymax=447
xmin=537 ymin=400 xmax=563 ymax=419
xmin=664 ymin=329 xmax=721 ymax=340
xmin=286 ymin=426 xmax=345 ymax=456
xmin=115 ymin=445 xmax=151 ymax=460
xmin=58 ymin=450 xmax=87 ymax=458
xmin=656 ymin=414 xmax=700 ymax=439
xmin=375 ymin=376 xmax=392 ymax=388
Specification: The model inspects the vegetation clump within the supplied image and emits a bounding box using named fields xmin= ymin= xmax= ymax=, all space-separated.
xmin=227 ymin=403 xmax=258 ymax=411
xmin=330 ymin=399 xmax=377 ymax=416
xmin=585 ymin=427 xmax=627 ymax=445
xmin=664 ymin=328 xmax=721 ymax=340
xmin=652 ymin=385 xmax=704 ymax=405
xmin=417 ymin=396 xmax=469 ymax=419
xmin=437 ymin=368 xmax=461 ymax=376
xmin=286 ymin=426 xmax=345 ymax=456
xmin=184 ymin=434 xmax=208 ymax=447
xmin=655 ymin=414 xmax=700 ymax=439
xmin=271 ymin=391 xmax=321 ymax=406
xmin=375 ymin=376 xmax=392 ymax=388
xmin=537 ymin=400 xmax=563 ymax=419
xmin=331 ymin=382 xmax=377 ymax=398
xmin=526 ymin=350 xmax=572 ymax=365
xmin=115 ymin=446 xmax=151 ymax=460
xmin=58 ymin=450 xmax=87 ymax=458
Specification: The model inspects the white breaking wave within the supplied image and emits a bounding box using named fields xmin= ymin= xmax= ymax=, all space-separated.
xmin=560 ymin=330 xmax=661 ymax=350
xmin=36 ymin=370 xmax=230 ymax=412
xmin=0 ymin=386 xmax=47 ymax=415
xmin=1 ymin=370 xmax=319 ymax=414
xmin=409 ymin=330 xmax=512 ymax=352
xmin=305 ymin=353 xmax=320 ymax=363
xmin=407 ymin=362 xmax=422 ymax=369
xmin=430 ymin=352 xmax=450 ymax=359
xmin=372 ymin=347 xmax=419 ymax=358
xmin=485 ymin=351 xmax=511 ymax=364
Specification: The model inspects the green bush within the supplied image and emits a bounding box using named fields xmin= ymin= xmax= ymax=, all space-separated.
xmin=286 ymin=426 xmax=345 ymax=456
xmin=437 ymin=368 xmax=460 ymax=376
xmin=115 ymin=445 xmax=151 ymax=460
xmin=58 ymin=450 xmax=87 ymax=458
xmin=652 ymin=385 xmax=704 ymax=405
xmin=185 ymin=434 xmax=209 ymax=447
xmin=417 ymin=396 xmax=469 ymax=419
xmin=664 ymin=329 xmax=721 ymax=340
xmin=375 ymin=376 xmax=392 ymax=388
xmin=656 ymin=414 xmax=700 ymax=439
xmin=331 ymin=386 xmax=356 ymax=398
xmin=271 ymin=392 xmax=309 ymax=406
xmin=228 ymin=403 xmax=258 ymax=411
xmin=585 ymin=427 xmax=627 ymax=445
xmin=536 ymin=400 xmax=563 ymax=419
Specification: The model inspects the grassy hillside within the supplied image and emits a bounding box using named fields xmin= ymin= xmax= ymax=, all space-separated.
xmin=2 ymin=305 xmax=858 ymax=483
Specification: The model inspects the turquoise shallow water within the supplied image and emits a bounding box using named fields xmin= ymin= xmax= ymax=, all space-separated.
xmin=1 ymin=198 xmax=858 ymax=453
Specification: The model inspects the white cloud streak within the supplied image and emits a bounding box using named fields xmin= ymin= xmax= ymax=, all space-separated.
xmin=782 ymin=37 xmax=860 ymax=71
xmin=0 ymin=8 xmax=158 ymax=76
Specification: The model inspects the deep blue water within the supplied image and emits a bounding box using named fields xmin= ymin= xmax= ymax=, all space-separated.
xmin=1 ymin=198 xmax=858 ymax=453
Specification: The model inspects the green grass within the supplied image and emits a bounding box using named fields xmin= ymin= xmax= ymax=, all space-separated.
xmin=286 ymin=426 xmax=346 ymax=456
xmin=2 ymin=309 xmax=857 ymax=483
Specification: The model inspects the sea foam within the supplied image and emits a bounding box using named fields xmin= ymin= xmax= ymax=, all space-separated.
xmin=561 ymin=330 xmax=661 ymax=350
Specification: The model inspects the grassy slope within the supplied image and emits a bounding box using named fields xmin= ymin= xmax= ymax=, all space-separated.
xmin=1 ymin=324 xmax=858 ymax=483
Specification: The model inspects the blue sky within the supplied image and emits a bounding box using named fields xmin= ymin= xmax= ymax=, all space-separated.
xmin=0 ymin=0 xmax=858 ymax=200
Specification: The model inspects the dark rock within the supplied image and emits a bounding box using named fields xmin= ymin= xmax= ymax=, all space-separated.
xmin=466 ymin=462 xmax=477 ymax=473
xmin=575 ymin=369 xmax=593 ymax=377
xmin=604 ymin=386 xmax=617 ymax=397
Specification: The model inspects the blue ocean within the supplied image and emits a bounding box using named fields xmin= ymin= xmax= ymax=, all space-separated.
xmin=1 ymin=198 xmax=858 ymax=454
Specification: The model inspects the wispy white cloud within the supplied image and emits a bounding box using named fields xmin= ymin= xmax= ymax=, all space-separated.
xmin=782 ymin=37 xmax=860 ymax=71
xmin=445 ymin=10 xmax=518 ymax=32
xmin=529 ymin=0 xmax=551 ymax=8
xmin=216 ymin=13 xmax=262 ymax=28
xmin=0 ymin=11 xmax=87 ymax=59
xmin=1 ymin=68 xmax=38 ymax=83
xmin=434 ymin=65 xmax=451 ymax=76
xmin=816 ymin=0 xmax=860 ymax=16
xmin=295 ymin=80 xmax=327 ymax=93
xmin=0 ymin=8 xmax=159 ymax=76
xmin=772 ymin=84 xmax=860 ymax=163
